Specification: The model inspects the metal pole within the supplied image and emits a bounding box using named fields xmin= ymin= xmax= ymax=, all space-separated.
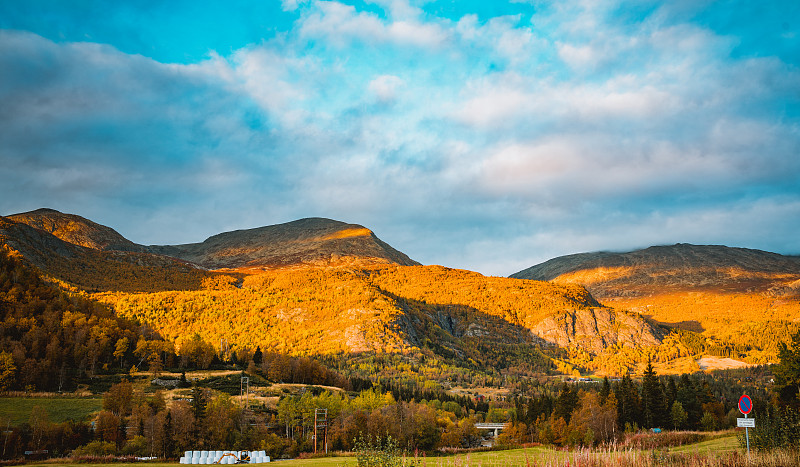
xmin=745 ymin=413 xmax=750 ymax=455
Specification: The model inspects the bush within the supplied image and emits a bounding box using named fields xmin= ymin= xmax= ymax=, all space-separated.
xmin=353 ymin=433 xmax=400 ymax=467
xmin=71 ymin=440 xmax=117 ymax=457
xmin=121 ymin=435 xmax=148 ymax=456
xmin=620 ymin=431 xmax=705 ymax=450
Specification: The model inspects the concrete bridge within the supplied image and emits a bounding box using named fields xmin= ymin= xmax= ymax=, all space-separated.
xmin=474 ymin=423 xmax=509 ymax=438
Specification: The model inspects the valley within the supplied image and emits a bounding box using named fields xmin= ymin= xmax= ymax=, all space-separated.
xmin=1 ymin=208 xmax=797 ymax=462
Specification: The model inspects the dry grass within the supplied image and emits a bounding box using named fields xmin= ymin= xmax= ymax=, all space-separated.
xmin=22 ymin=443 xmax=800 ymax=467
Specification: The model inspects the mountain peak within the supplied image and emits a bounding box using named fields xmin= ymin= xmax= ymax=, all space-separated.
xmin=153 ymin=217 xmax=416 ymax=270
xmin=7 ymin=208 xmax=145 ymax=252
xmin=511 ymin=243 xmax=800 ymax=296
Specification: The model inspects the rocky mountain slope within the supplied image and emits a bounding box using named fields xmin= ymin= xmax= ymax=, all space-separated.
xmin=511 ymin=244 xmax=800 ymax=363
xmin=511 ymin=243 xmax=800 ymax=298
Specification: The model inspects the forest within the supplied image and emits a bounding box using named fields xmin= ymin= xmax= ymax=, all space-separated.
xmin=1 ymin=357 xmax=793 ymax=460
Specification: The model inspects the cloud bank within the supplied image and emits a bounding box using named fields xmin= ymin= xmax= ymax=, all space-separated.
xmin=1 ymin=0 xmax=798 ymax=275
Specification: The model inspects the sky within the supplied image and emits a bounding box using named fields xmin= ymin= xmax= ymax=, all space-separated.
xmin=1 ymin=0 xmax=799 ymax=276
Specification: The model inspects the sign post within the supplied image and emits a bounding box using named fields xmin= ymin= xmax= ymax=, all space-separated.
xmin=738 ymin=394 xmax=753 ymax=455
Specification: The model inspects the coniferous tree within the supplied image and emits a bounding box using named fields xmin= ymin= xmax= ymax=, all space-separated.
xmin=553 ymin=383 xmax=578 ymax=423
xmin=666 ymin=376 xmax=678 ymax=410
xmin=191 ymin=384 xmax=207 ymax=446
xmin=776 ymin=330 xmax=800 ymax=408
xmin=616 ymin=375 xmax=641 ymax=429
xmin=677 ymin=374 xmax=702 ymax=429
xmin=641 ymin=362 xmax=668 ymax=428
xmin=163 ymin=410 xmax=174 ymax=458
xmin=600 ymin=377 xmax=611 ymax=405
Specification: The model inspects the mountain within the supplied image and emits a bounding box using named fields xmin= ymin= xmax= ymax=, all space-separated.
xmin=511 ymin=243 xmax=800 ymax=297
xmin=511 ymin=244 xmax=800 ymax=363
xmin=0 ymin=214 xmax=210 ymax=292
xmin=7 ymin=209 xmax=418 ymax=270
xmin=8 ymin=208 xmax=147 ymax=253
xmin=149 ymin=217 xmax=419 ymax=270
xmin=0 ymin=208 xmax=665 ymax=378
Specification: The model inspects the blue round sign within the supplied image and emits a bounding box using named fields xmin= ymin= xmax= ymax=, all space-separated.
xmin=738 ymin=394 xmax=752 ymax=415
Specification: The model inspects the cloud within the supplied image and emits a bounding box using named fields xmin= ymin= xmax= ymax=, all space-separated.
xmin=1 ymin=1 xmax=799 ymax=275
xmin=298 ymin=1 xmax=449 ymax=48
xmin=368 ymin=74 xmax=405 ymax=102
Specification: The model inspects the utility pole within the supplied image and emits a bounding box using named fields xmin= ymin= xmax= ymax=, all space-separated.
xmin=240 ymin=377 xmax=250 ymax=410
xmin=314 ymin=408 xmax=328 ymax=454
xmin=2 ymin=419 xmax=11 ymax=458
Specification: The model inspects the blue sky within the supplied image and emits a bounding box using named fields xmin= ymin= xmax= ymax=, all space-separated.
xmin=1 ymin=0 xmax=799 ymax=275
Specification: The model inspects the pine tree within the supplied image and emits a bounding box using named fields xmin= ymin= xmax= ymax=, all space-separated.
xmin=553 ymin=383 xmax=578 ymax=423
xmin=641 ymin=361 xmax=667 ymax=428
xmin=600 ymin=377 xmax=610 ymax=405
xmin=670 ymin=401 xmax=688 ymax=430
xmin=616 ymin=375 xmax=641 ymax=429
xmin=677 ymin=374 xmax=702 ymax=429
xmin=776 ymin=330 xmax=800 ymax=408
xmin=163 ymin=410 xmax=174 ymax=458
xmin=191 ymin=384 xmax=207 ymax=446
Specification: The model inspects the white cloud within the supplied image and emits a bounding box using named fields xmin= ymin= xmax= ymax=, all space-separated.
xmin=368 ymin=74 xmax=405 ymax=102
xmin=298 ymin=1 xmax=448 ymax=48
xmin=455 ymin=14 xmax=543 ymax=66
xmin=2 ymin=1 xmax=799 ymax=275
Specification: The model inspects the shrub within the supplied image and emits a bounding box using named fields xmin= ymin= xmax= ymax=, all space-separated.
xmin=71 ymin=440 xmax=117 ymax=457
xmin=353 ymin=433 xmax=400 ymax=467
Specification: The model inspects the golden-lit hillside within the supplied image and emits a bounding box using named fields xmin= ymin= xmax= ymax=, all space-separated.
xmin=0 ymin=216 xmax=216 ymax=292
xmin=94 ymin=268 xmax=409 ymax=355
xmin=7 ymin=209 xmax=758 ymax=378
xmin=369 ymin=265 xmax=600 ymax=329
xmin=148 ymin=217 xmax=419 ymax=270
xmin=91 ymin=266 xmax=604 ymax=354
xmin=512 ymin=243 xmax=800 ymax=363
xmin=7 ymin=208 xmax=419 ymax=270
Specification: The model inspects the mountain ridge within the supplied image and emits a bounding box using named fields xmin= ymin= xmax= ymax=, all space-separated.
xmin=511 ymin=243 xmax=800 ymax=297
xmin=1 ymin=208 xmax=666 ymax=376
xmin=7 ymin=208 xmax=419 ymax=270
xmin=511 ymin=243 xmax=800 ymax=364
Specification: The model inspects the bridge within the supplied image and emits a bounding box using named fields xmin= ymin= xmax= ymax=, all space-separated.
xmin=474 ymin=423 xmax=509 ymax=438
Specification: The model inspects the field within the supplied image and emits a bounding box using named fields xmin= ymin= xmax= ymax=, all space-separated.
xmin=0 ymin=397 xmax=102 ymax=425
xmin=25 ymin=433 xmax=798 ymax=467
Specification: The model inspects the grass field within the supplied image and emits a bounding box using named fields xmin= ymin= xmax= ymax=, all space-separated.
xmin=24 ymin=432 xmax=792 ymax=467
xmin=24 ymin=440 xmax=746 ymax=467
xmin=0 ymin=397 xmax=102 ymax=425
xmin=668 ymin=434 xmax=739 ymax=454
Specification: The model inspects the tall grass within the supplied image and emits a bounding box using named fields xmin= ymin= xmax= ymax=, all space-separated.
xmin=402 ymin=446 xmax=799 ymax=467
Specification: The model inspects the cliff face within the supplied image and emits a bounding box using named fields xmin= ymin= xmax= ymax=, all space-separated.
xmin=530 ymin=308 xmax=664 ymax=353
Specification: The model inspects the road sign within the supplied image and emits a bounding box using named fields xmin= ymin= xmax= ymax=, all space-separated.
xmin=738 ymin=394 xmax=753 ymax=415
xmin=737 ymin=418 xmax=755 ymax=428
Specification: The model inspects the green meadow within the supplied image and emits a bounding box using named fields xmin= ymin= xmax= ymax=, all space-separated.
xmin=25 ymin=433 xmax=796 ymax=467
xmin=0 ymin=397 xmax=103 ymax=425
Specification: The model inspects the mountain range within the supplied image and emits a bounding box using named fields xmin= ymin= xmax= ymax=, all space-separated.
xmin=3 ymin=208 xmax=800 ymax=377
